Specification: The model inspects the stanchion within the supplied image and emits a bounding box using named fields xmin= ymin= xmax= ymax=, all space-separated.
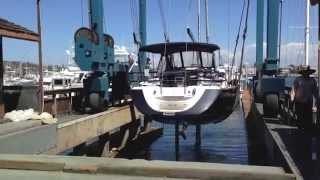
xmin=195 ymin=124 xmax=201 ymax=147
xmin=175 ymin=120 xmax=180 ymax=161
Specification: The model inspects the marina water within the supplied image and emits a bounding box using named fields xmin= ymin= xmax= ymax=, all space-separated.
xmin=123 ymin=105 xmax=249 ymax=164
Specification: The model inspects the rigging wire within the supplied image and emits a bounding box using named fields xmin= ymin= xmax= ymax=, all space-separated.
xmin=205 ymin=0 xmax=209 ymax=43
xmin=197 ymin=0 xmax=201 ymax=42
xmin=238 ymin=0 xmax=250 ymax=82
xmin=168 ymin=0 xmax=173 ymax=41
xmin=229 ymin=0 xmax=246 ymax=81
xmin=186 ymin=0 xmax=193 ymax=29
xmin=158 ymin=0 xmax=170 ymax=42
xmin=185 ymin=0 xmax=194 ymax=46
xmin=129 ymin=0 xmax=143 ymax=75
xmin=130 ymin=0 xmax=139 ymax=35
xmin=130 ymin=0 xmax=140 ymax=63
xmin=227 ymin=0 xmax=231 ymax=65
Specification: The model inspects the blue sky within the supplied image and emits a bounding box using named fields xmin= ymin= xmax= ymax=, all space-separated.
xmin=0 ymin=0 xmax=318 ymax=66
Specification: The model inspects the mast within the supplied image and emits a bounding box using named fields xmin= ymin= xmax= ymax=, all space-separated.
xmin=205 ymin=0 xmax=209 ymax=43
xmin=139 ymin=0 xmax=147 ymax=70
xmin=197 ymin=0 xmax=201 ymax=42
xmin=305 ymin=0 xmax=310 ymax=65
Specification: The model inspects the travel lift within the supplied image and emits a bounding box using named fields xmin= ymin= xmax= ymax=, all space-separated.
xmin=74 ymin=0 xmax=128 ymax=112
xmin=255 ymin=0 xmax=285 ymax=118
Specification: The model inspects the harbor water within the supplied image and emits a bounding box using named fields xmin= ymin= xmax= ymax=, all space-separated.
xmin=122 ymin=105 xmax=249 ymax=165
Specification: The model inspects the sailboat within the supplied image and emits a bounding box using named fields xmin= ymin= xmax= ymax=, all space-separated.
xmin=131 ymin=42 xmax=239 ymax=124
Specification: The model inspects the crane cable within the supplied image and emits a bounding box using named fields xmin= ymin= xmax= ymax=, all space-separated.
xmin=229 ymin=0 xmax=246 ymax=82
xmin=237 ymin=0 xmax=250 ymax=82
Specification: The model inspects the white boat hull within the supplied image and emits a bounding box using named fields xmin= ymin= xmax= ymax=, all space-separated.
xmin=131 ymin=85 xmax=239 ymax=124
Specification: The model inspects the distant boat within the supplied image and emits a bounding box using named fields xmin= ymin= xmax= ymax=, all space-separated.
xmin=131 ymin=42 xmax=239 ymax=125
xmin=43 ymin=72 xmax=72 ymax=91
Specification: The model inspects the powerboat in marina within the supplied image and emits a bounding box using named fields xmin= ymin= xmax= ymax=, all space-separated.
xmin=131 ymin=42 xmax=239 ymax=124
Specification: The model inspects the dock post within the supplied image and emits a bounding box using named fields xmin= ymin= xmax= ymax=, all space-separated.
xmin=69 ymin=92 xmax=72 ymax=114
xmin=36 ymin=0 xmax=44 ymax=113
xmin=175 ymin=121 xmax=180 ymax=161
xmin=195 ymin=124 xmax=201 ymax=147
xmin=53 ymin=93 xmax=57 ymax=117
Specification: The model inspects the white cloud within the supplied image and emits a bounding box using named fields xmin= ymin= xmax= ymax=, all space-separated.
xmin=218 ymin=42 xmax=318 ymax=68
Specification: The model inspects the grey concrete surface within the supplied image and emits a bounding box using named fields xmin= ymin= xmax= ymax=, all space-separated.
xmin=0 ymin=154 xmax=295 ymax=180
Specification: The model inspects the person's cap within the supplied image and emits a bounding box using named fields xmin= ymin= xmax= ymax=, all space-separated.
xmin=310 ymin=0 xmax=320 ymax=6
xmin=297 ymin=65 xmax=316 ymax=75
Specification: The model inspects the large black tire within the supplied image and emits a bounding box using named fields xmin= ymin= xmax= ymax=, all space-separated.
xmin=254 ymin=81 xmax=264 ymax=103
xmin=263 ymin=94 xmax=279 ymax=118
xmin=89 ymin=93 xmax=107 ymax=112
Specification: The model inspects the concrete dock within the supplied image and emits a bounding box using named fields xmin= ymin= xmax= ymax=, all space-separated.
xmin=0 ymin=103 xmax=162 ymax=157
xmin=0 ymin=90 xmax=299 ymax=179
xmin=0 ymin=154 xmax=295 ymax=180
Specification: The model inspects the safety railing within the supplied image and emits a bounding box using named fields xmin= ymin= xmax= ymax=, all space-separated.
xmin=129 ymin=70 xmax=226 ymax=97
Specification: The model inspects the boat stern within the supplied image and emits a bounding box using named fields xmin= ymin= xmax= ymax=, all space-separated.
xmin=131 ymin=86 xmax=221 ymax=118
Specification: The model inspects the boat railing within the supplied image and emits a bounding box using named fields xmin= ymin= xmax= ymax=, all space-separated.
xmin=129 ymin=70 xmax=225 ymax=91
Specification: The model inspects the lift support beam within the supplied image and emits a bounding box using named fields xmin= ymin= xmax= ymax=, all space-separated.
xmin=255 ymin=0 xmax=285 ymax=117
xmin=256 ymin=0 xmax=280 ymax=74
xmin=256 ymin=0 xmax=264 ymax=74
xmin=266 ymin=0 xmax=280 ymax=74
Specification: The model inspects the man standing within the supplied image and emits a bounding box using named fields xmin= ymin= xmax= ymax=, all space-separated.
xmin=293 ymin=65 xmax=318 ymax=131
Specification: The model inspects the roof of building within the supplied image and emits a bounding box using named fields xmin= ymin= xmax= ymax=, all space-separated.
xmin=0 ymin=17 xmax=39 ymax=42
